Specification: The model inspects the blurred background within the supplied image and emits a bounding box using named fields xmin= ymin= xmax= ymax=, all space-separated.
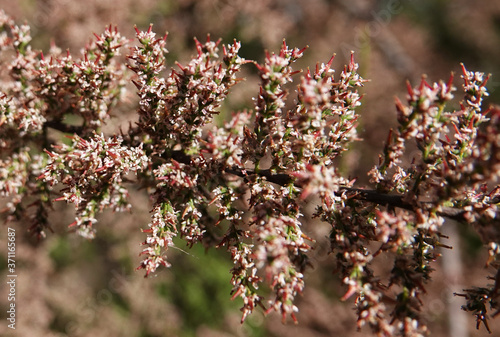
xmin=1 ymin=0 xmax=500 ymax=336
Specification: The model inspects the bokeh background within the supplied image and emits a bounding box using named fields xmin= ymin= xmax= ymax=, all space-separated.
xmin=1 ymin=0 xmax=500 ymax=336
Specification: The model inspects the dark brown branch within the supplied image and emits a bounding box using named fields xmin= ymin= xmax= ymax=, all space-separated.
xmin=341 ymin=187 xmax=467 ymax=222
xmin=45 ymin=120 xmax=84 ymax=134
xmin=225 ymin=167 xmax=468 ymax=222
xmin=163 ymin=150 xmax=469 ymax=223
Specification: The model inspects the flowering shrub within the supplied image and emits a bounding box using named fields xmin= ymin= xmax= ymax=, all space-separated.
xmin=1 ymin=10 xmax=499 ymax=336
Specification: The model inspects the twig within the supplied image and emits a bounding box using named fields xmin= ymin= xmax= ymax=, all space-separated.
xmin=225 ymin=167 xmax=468 ymax=222
xmin=340 ymin=187 xmax=467 ymax=221
xmin=225 ymin=167 xmax=293 ymax=186
xmin=45 ymin=120 xmax=84 ymax=134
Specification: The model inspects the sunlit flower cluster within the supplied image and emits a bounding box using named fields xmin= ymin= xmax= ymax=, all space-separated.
xmin=0 ymin=148 xmax=31 ymax=197
xmin=40 ymin=133 xmax=149 ymax=238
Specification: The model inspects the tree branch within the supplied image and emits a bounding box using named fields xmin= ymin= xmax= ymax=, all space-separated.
xmin=225 ymin=166 xmax=468 ymax=222
xmin=45 ymin=120 xmax=84 ymax=134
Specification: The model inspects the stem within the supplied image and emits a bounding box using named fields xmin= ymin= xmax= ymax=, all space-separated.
xmin=45 ymin=120 xmax=84 ymax=134
xmin=154 ymin=148 xmax=470 ymax=223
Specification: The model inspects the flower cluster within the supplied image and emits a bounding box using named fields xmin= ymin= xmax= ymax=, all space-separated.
xmin=1 ymin=13 xmax=45 ymax=151
xmin=1 ymin=10 xmax=500 ymax=336
xmin=128 ymin=25 xmax=246 ymax=148
xmin=247 ymin=41 xmax=305 ymax=165
xmin=36 ymin=25 xmax=128 ymax=133
xmin=40 ymin=133 xmax=149 ymax=238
